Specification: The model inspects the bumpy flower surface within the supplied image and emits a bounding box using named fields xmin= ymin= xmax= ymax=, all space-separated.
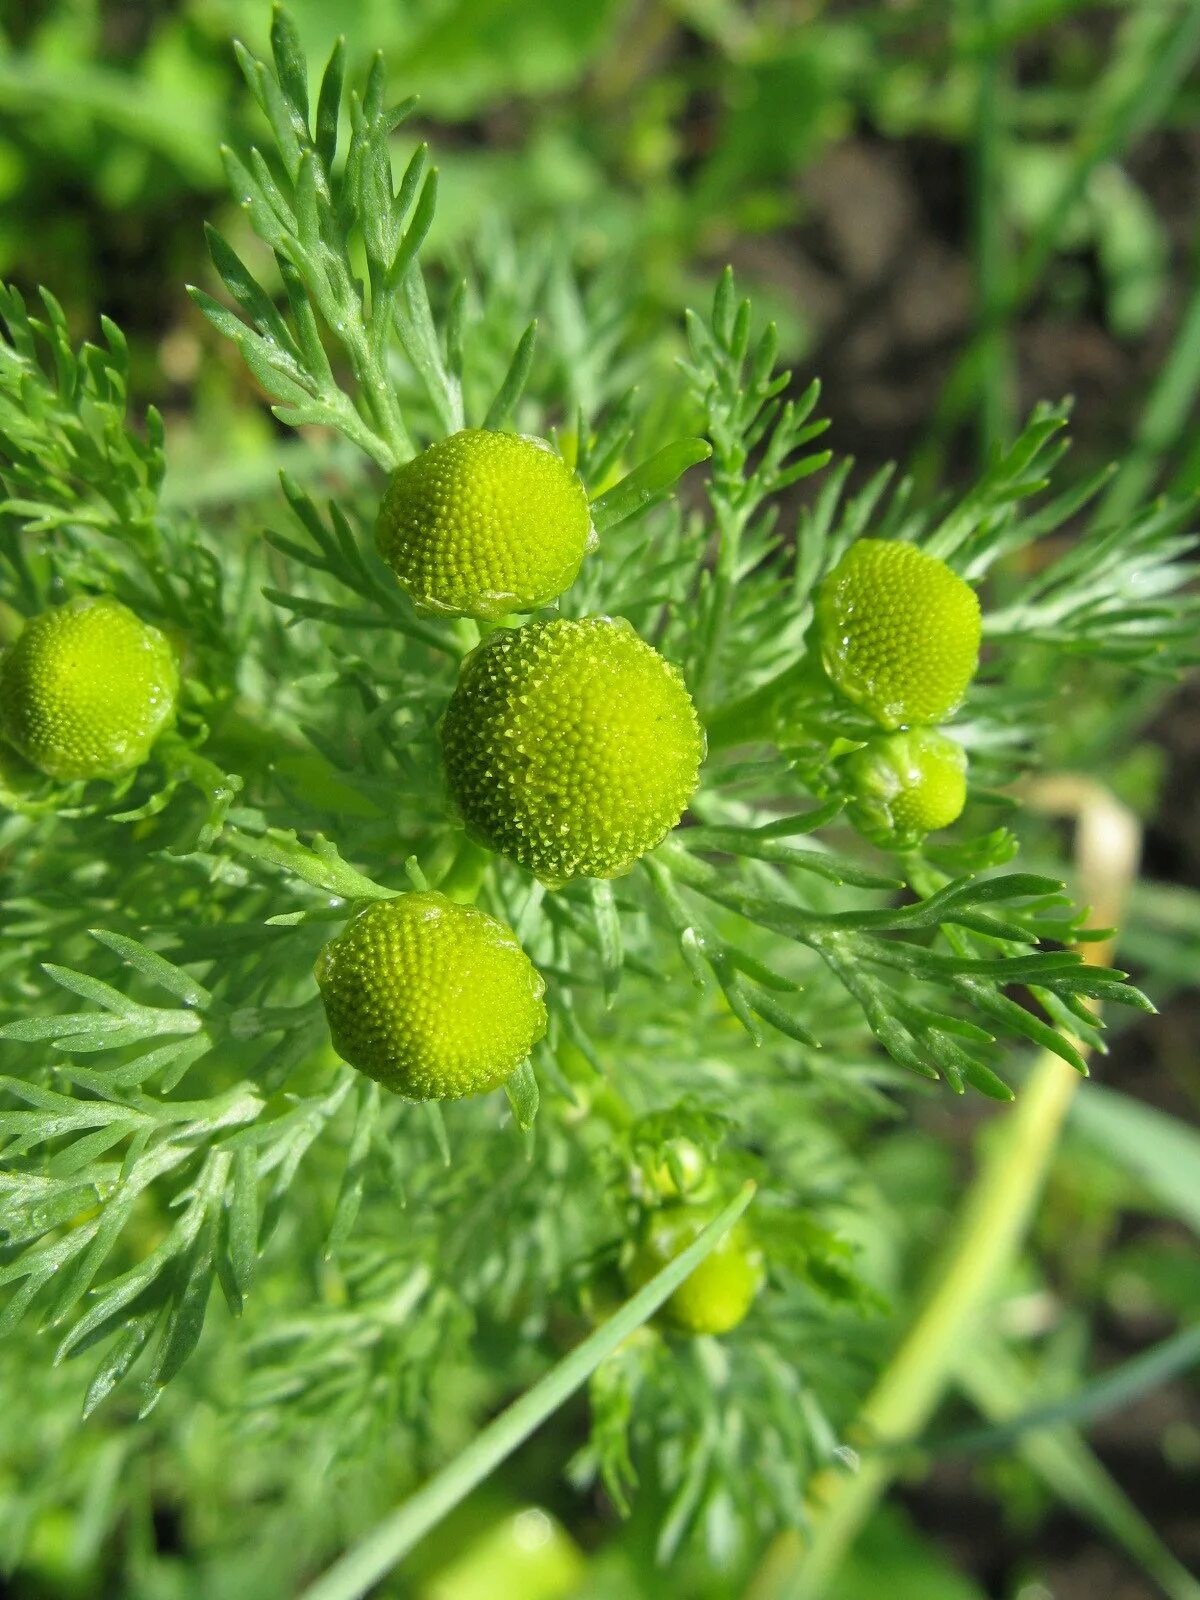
xmin=844 ymin=728 xmax=968 ymax=847
xmin=375 ymin=429 xmax=594 ymax=619
xmin=815 ymin=540 xmax=981 ymax=728
xmin=0 ymin=597 xmax=178 ymax=781
xmin=442 ymin=617 xmax=705 ymax=886
xmin=314 ymin=892 xmax=547 ymax=1100
xmin=627 ymin=1207 xmax=764 ymax=1336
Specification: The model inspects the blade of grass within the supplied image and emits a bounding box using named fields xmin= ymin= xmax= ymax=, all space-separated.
xmin=1069 ymin=1082 xmax=1200 ymax=1235
xmin=972 ymin=0 xmax=1016 ymax=459
xmin=1098 ymin=263 xmax=1200 ymax=524
xmin=916 ymin=5 xmax=1200 ymax=483
xmin=957 ymin=1339 xmax=1200 ymax=1600
xmin=931 ymin=1320 xmax=1200 ymax=1458
xmin=299 ymin=1182 xmax=756 ymax=1600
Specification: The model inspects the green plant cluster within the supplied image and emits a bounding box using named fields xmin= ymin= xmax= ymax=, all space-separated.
xmin=1 ymin=10 xmax=1198 ymax=1598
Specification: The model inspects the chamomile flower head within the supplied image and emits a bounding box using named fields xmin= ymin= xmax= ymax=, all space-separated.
xmin=441 ymin=617 xmax=705 ymax=886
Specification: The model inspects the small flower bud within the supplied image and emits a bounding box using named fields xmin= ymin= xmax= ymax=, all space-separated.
xmin=843 ymin=728 xmax=968 ymax=846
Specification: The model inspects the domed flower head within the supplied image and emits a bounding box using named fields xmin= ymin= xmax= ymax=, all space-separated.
xmin=843 ymin=728 xmax=968 ymax=848
xmin=375 ymin=428 xmax=595 ymax=619
xmin=626 ymin=1206 xmax=764 ymax=1337
xmin=0 ymin=596 xmax=178 ymax=782
xmin=441 ymin=617 xmax=705 ymax=886
xmin=315 ymin=892 xmax=547 ymax=1100
xmin=814 ymin=540 xmax=981 ymax=729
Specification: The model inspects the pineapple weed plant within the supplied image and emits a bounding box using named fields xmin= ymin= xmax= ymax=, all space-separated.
xmin=1 ymin=10 xmax=1198 ymax=1596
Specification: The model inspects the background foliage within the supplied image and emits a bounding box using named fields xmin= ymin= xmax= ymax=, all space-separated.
xmin=1 ymin=2 xmax=1199 ymax=1598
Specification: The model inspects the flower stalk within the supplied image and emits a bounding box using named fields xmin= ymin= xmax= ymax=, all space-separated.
xmin=757 ymin=775 xmax=1142 ymax=1600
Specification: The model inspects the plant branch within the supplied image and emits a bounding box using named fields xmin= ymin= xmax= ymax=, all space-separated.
xmin=752 ymin=774 xmax=1141 ymax=1600
xmin=298 ymin=1184 xmax=757 ymax=1600
xmin=702 ymin=654 xmax=824 ymax=752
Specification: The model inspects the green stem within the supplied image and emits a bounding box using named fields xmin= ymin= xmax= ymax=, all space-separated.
xmin=437 ymin=838 xmax=492 ymax=904
xmin=1169 ymin=424 xmax=1200 ymax=500
xmin=703 ymin=655 xmax=823 ymax=753
xmin=784 ymin=1048 xmax=1083 ymax=1599
xmin=299 ymin=1184 xmax=757 ymax=1600
xmin=337 ymin=312 xmax=412 ymax=468
xmin=695 ymin=536 xmax=744 ymax=707
xmin=758 ymin=777 xmax=1141 ymax=1600
xmin=451 ymin=618 xmax=482 ymax=658
xmin=693 ymin=451 xmax=752 ymax=708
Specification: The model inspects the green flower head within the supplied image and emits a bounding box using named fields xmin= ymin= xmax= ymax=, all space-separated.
xmin=441 ymin=617 xmax=705 ymax=887
xmin=844 ymin=727 xmax=968 ymax=847
xmin=626 ymin=1206 xmax=764 ymax=1336
xmin=815 ymin=540 xmax=981 ymax=729
xmin=0 ymin=596 xmax=178 ymax=782
xmin=375 ymin=428 xmax=595 ymax=620
xmin=315 ymin=892 xmax=547 ymax=1101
